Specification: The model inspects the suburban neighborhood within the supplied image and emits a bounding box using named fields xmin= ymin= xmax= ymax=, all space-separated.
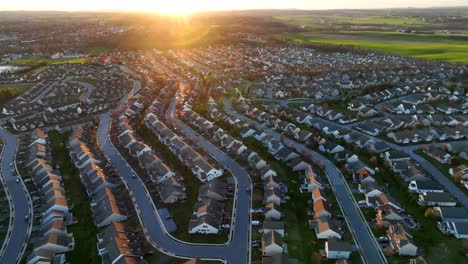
xmin=0 ymin=6 xmax=467 ymax=264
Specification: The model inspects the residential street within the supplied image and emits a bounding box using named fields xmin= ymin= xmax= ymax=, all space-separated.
xmin=224 ymin=99 xmax=387 ymax=264
xmin=0 ymin=128 xmax=32 ymax=264
xmin=290 ymin=110 xmax=468 ymax=209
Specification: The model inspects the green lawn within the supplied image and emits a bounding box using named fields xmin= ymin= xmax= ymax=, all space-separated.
xmin=280 ymin=31 xmax=468 ymax=63
xmin=9 ymin=55 xmax=89 ymax=66
xmin=48 ymin=132 xmax=101 ymax=264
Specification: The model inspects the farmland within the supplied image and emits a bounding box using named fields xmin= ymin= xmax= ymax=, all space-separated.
xmin=9 ymin=55 xmax=89 ymax=66
xmin=279 ymin=31 xmax=468 ymax=63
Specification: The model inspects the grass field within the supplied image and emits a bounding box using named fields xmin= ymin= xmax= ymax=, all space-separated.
xmin=49 ymin=132 xmax=101 ymax=264
xmin=275 ymin=15 xmax=426 ymax=28
xmin=280 ymin=31 xmax=468 ymax=63
xmin=9 ymin=55 xmax=89 ymax=66
xmin=0 ymin=82 xmax=35 ymax=94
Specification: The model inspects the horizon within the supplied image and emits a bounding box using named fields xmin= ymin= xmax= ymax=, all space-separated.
xmin=2 ymin=0 xmax=468 ymax=14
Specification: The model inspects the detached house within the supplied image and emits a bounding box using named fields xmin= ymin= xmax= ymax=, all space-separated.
xmin=387 ymin=223 xmax=418 ymax=256
xmin=262 ymin=231 xmax=283 ymax=257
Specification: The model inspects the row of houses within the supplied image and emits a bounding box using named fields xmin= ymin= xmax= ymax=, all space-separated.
xmin=238 ymin=123 xmax=354 ymax=261
xmin=68 ymin=125 xmax=145 ymax=264
xmin=188 ymin=180 xmax=227 ymax=234
xmin=25 ymin=129 xmax=75 ymax=264
xmin=117 ymin=105 xmax=188 ymax=204
xmin=242 ymin=101 xmax=390 ymax=155
xmin=144 ymin=100 xmax=224 ymax=182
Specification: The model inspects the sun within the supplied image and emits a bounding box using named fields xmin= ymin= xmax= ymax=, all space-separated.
xmin=143 ymin=0 xmax=204 ymax=15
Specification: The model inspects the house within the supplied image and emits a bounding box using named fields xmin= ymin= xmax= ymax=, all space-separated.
xmin=262 ymin=220 xmax=285 ymax=237
xmin=264 ymin=176 xmax=280 ymax=189
xmin=240 ymin=128 xmax=256 ymax=138
xmin=192 ymin=159 xmax=223 ymax=182
xmin=368 ymin=141 xmax=390 ymax=154
xmin=449 ymin=165 xmax=468 ymax=180
xmin=311 ymin=218 xmax=342 ymax=239
xmin=260 ymin=166 xmax=278 ymax=179
xmin=408 ymin=180 xmax=444 ymax=193
xmin=189 ymin=199 xmax=224 ymax=234
xmin=262 ymin=231 xmax=283 ymax=257
xmin=275 ymin=147 xmax=299 ymax=162
xmin=319 ymin=141 xmax=344 ymax=154
xmin=96 ymin=222 xmax=140 ymax=264
xmin=302 ymin=166 xmax=323 ymax=192
xmin=288 ymin=158 xmax=310 ymax=171
xmin=91 ymin=188 xmax=127 ymax=228
xmin=29 ymin=128 xmax=47 ymax=147
xmin=265 ymin=202 xmax=282 ymax=220
xmin=378 ymin=208 xmax=404 ymax=224
xmin=158 ymin=178 xmax=186 ymax=204
xmin=386 ymin=223 xmax=418 ymax=256
xmin=188 ymin=214 xmax=221 ymax=234
xmin=325 ymin=237 xmax=352 ymax=259
xmin=33 ymin=233 xmax=75 ymax=254
xmin=198 ymin=179 xmax=227 ymax=201
xmin=359 ymin=182 xmax=384 ymax=198
xmin=436 ymin=207 xmax=468 ymax=223
xmin=423 ymin=146 xmax=452 ymax=164
xmin=248 ymin=153 xmax=267 ymax=170
xmin=447 ymin=222 xmax=468 ymax=239
xmin=265 ymin=187 xmax=282 ymax=206
xmin=356 ymin=123 xmax=381 ymax=136
xmin=147 ymin=159 xmax=175 ymax=183
xmin=118 ymin=132 xmax=136 ymax=149
xmin=418 ymin=192 xmax=457 ymax=207
xmin=314 ymin=199 xmax=332 ymax=219
xmin=312 ymin=188 xmax=327 ymax=203
xmin=359 ymin=106 xmax=378 ymax=117
xmin=366 ymin=193 xmax=403 ymax=212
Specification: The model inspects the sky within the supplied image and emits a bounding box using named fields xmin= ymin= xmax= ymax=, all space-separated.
xmin=1 ymin=0 xmax=467 ymax=13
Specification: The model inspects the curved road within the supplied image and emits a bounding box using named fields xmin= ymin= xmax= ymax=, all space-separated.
xmin=0 ymin=128 xmax=32 ymax=263
xmin=224 ymin=99 xmax=387 ymax=264
xmin=98 ymin=110 xmax=251 ymax=263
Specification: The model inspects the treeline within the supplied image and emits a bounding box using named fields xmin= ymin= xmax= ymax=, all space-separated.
xmin=0 ymin=87 xmax=18 ymax=106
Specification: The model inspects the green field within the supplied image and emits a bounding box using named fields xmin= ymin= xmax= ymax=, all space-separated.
xmin=280 ymin=31 xmax=468 ymax=63
xmin=275 ymin=15 xmax=426 ymax=28
xmin=9 ymin=55 xmax=89 ymax=66
xmin=0 ymin=83 xmax=35 ymax=94
xmin=49 ymin=132 xmax=101 ymax=264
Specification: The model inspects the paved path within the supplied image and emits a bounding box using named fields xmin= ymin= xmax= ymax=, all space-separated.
xmin=224 ymin=99 xmax=387 ymax=264
xmin=0 ymin=128 xmax=32 ymax=263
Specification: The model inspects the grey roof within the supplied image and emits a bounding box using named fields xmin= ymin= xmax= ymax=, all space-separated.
xmin=439 ymin=207 xmax=468 ymax=221
xmin=262 ymin=220 xmax=284 ymax=230
xmin=420 ymin=192 xmax=456 ymax=203
xmin=327 ymin=237 xmax=352 ymax=252
xmin=263 ymin=231 xmax=283 ymax=247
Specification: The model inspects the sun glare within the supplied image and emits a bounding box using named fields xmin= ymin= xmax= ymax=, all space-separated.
xmin=143 ymin=0 xmax=206 ymax=15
